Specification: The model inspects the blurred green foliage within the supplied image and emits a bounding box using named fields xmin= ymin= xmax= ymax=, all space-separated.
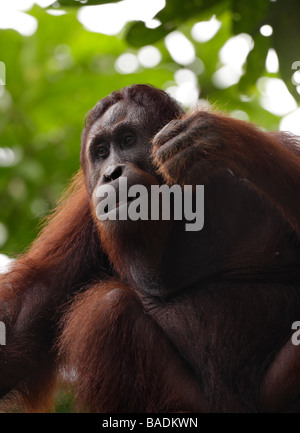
xmin=57 ymin=0 xmax=300 ymax=100
xmin=0 ymin=0 xmax=299 ymax=257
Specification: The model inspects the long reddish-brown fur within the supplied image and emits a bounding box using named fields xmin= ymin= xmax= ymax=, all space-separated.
xmin=58 ymin=278 xmax=205 ymax=413
xmin=0 ymin=172 xmax=105 ymax=411
xmin=0 ymin=84 xmax=300 ymax=413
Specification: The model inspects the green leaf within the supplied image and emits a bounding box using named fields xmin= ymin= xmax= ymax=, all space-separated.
xmin=52 ymin=0 xmax=120 ymax=7
xmin=232 ymin=0 xmax=270 ymax=35
xmin=125 ymin=0 xmax=228 ymax=47
xmin=156 ymin=0 xmax=225 ymax=23
xmin=269 ymin=0 xmax=300 ymax=102
xmin=239 ymin=32 xmax=270 ymax=93
xmin=125 ymin=21 xmax=174 ymax=48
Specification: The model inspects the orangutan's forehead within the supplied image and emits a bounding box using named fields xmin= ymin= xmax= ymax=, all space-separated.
xmin=88 ymin=101 xmax=145 ymax=138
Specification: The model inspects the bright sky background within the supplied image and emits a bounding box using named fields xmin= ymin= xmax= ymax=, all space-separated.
xmin=0 ymin=0 xmax=300 ymax=271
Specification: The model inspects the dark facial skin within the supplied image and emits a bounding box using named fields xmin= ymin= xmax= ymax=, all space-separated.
xmin=85 ymin=100 xmax=159 ymax=193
